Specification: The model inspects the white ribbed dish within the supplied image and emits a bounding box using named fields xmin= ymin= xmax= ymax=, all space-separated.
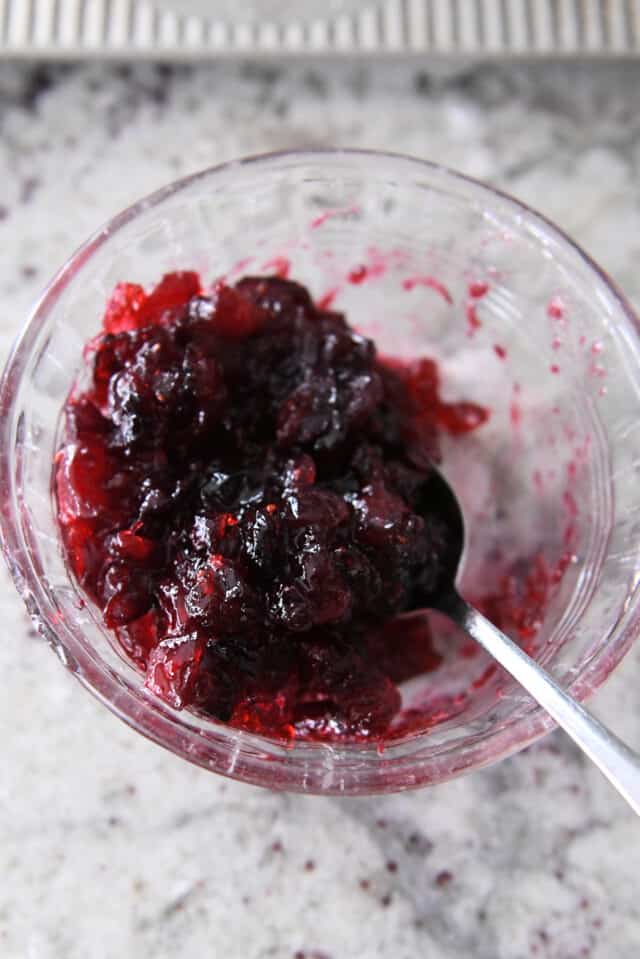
xmin=1 ymin=0 xmax=638 ymax=59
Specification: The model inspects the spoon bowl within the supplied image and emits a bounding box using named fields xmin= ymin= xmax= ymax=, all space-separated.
xmin=413 ymin=468 xmax=466 ymax=606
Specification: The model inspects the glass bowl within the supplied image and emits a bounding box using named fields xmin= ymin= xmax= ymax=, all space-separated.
xmin=2 ymin=149 xmax=640 ymax=795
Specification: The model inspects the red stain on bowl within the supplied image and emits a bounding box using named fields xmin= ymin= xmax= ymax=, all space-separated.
xmin=309 ymin=206 xmax=360 ymax=230
xmin=348 ymin=265 xmax=369 ymax=284
xmin=466 ymin=301 xmax=482 ymax=335
xmin=547 ymin=297 xmax=565 ymax=320
xmin=316 ymin=288 xmax=339 ymax=310
xmin=402 ymin=276 xmax=453 ymax=304
xmin=468 ymin=281 xmax=489 ymax=299
xmin=261 ymin=256 xmax=290 ymax=279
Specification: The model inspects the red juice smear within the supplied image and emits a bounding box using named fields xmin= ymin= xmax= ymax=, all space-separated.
xmin=493 ymin=344 xmax=507 ymax=360
xmin=347 ymin=251 xmax=388 ymax=285
xmin=345 ymin=246 xmax=397 ymax=287
xmin=563 ymin=489 xmax=578 ymax=517
xmin=316 ymin=288 xmax=339 ymax=310
xmin=474 ymin=553 xmax=571 ymax=649
xmin=508 ymin=382 xmax=522 ymax=430
xmin=547 ymin=296 xmax=565 ymax=319
xmin=228 ymin=256 xmax=255 ymax=278
xmin=468 ymin=281 xmax=489 ymax=299
xmin=466 ymin=301 xmax=482 ymax=335
xmin=460 ymin=640 xmax=479 ymax=659
xmin=471 ymin=664 xmax=498 ymax=690
xmin=309 ymin=205 xmax=359 ymax=229
xmin=261 ymin=256 xmax=290 ymax=279
xmin=310 ymin=211 xmax=331 ymax=229
xmin=402 ymin=275 xmax=453 ymax=304
xmin=348 ymin=265 xmax=368 ymax=284
xmin=395 ymin=355 xmax=489 ymax=437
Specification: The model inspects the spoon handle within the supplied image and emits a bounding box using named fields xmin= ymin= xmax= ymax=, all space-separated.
xmin=441 ymin=590 xmax=640 ymax=816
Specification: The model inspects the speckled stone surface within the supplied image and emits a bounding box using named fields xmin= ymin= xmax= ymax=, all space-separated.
xmin=1 ymin=60 xmax=640 ymax=959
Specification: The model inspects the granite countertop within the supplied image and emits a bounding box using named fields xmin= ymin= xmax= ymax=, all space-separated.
xmin=1 ymin=59 xmax=640 ymax=959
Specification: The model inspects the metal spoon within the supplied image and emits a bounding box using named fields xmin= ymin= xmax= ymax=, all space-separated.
xmin=416 ymin=469 xmax=640 ymax=816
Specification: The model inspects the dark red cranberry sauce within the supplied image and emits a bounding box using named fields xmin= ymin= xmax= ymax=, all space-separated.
xmin=55 ymin=271 xmax=495 ymax=741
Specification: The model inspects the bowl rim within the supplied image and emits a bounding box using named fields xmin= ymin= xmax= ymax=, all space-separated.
xmin=2 ymin=146 xmax=640 ymax=794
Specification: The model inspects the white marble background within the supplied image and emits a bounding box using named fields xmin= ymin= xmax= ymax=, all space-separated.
xmin=1 ymin=60 xmax=640 ymax=959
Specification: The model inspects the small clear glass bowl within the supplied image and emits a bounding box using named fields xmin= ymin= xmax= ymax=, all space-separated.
xmin=2 ymin=150 xmax=640 ymax=795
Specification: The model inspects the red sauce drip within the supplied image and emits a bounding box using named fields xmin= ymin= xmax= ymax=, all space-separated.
xmin=402 ymin=276 xmax=453 ymax=304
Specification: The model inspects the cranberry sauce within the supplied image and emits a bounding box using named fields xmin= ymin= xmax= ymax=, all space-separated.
xmin=56 ymin=272 xmax=491 ymax=741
